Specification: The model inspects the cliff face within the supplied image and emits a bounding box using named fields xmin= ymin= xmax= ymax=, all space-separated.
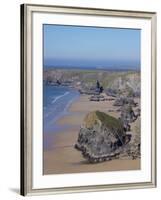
xmin=44 ymin=69 xmax=140 ymax=97
xmin=75 ymin=111 xmax=127 ymax=163
xmin=108 ymin=73 xmax=140 ymax=97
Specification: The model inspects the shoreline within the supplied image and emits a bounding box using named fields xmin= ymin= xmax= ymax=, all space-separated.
xmin=43 ymin=94 xmax=140 ymax=175
xmin=43 ymin=86 xmax=80 ymax=134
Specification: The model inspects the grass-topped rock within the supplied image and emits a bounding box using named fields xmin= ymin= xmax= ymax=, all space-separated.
xmin=75 ymin=111 xmax=130 ymax=163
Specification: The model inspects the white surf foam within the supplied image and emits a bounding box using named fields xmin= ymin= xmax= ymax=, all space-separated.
xmin=51 ymin=91 xmax=69 ymax=104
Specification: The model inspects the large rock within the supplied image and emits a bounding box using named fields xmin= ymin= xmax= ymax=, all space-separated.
xmin=120 ymin=105 xmax=137 ymax=124
xmin=113 ymin=97 xmax=137 ymax=107
xmin=75 ymin=111 xmax=130 ymax=163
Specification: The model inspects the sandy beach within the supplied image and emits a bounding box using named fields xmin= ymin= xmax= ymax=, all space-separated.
xmin=43 ymin=94 xmax=140 ymax=175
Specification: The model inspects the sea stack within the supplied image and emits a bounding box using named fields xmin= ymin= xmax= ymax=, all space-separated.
xmin=75 ymin=111 xmax=128 ymax=163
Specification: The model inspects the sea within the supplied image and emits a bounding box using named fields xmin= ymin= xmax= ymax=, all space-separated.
xmin=43 ymin=84 xmax=80 ymax=149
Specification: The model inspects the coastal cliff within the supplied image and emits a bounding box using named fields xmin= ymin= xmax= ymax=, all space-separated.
xmin=43 ymin=69 xmax=140 ymax=97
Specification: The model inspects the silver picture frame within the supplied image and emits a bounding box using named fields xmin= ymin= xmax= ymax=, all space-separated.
xmin=20 ymin=4 xmax=157 ymax=196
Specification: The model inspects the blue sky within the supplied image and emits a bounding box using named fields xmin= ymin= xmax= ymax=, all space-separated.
xmin=43 ymin=24 xmax=140 ymax=70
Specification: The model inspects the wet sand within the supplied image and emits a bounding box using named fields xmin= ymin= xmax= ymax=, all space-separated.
xmin=43 ymin=94 xmax=140 ymax=175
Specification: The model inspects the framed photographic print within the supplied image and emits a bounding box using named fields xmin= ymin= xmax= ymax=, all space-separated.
xmin=20 ymin=4 xmax=157 ymax=196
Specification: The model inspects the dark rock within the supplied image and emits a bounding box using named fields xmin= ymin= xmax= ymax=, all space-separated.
xmin=120 ymin=105 xmax=137 ymax=130
xmin=89 ymin=95 xmax=107 ymax=102
xmin=113 ymin=97 xmax=137 ymax=107
xmin=135 ymin=108 xmax=141 ymax=117
xmin=133 ymin=91 xmax=141 ymax=97
xmin=75 ymin=111 xmax=130 ymax=163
